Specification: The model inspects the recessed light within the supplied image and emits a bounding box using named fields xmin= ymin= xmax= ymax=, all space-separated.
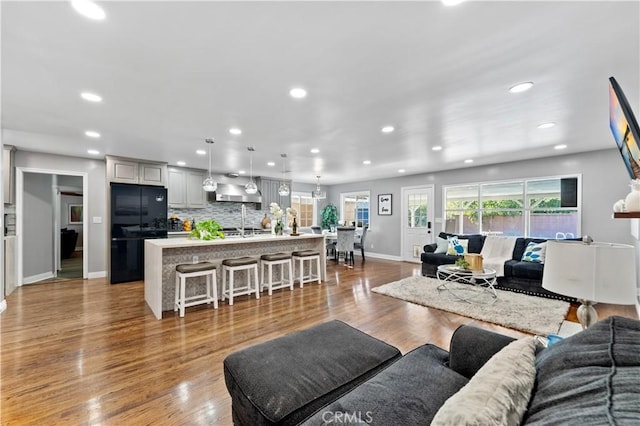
xmin=176 ymin=161 xmax=186 ymax=166
xmin=363 ymin=160 xmax=372 ymax=165
xmin=432 ymin=146 xmax=443 ymax=151
xmin=398 ymin=169 xmax=406 ymax=173
xmin=464 ymin=159 xmax=474 ymax=164
xmin=381 ymin=126 xmax=395 ymax=133
xmin=71 ymin=0 xmax=106 ymax=20
xmin=442 ymin=0 xmax=465 ymax=5
xmin=80 ymin=92 xmax=102 ymax=102
xmin=196 ymin=149 xmax=206 ymax=155
xmin=289 ymin=87 xmax=307 ymax=99
xmin=238 ymin=170 xmax=246 ymax=175
xmin=85 ymin=130 xmax=100 ymax=138
xmin=87 ymin=149 xmax=100 ymax=155
xmin=267 ymin=161 xmax=276 ymax=166
xmin=310 ymin=148 xmax=320 ymax=154
xmin=229 ymin=128 xmax=242 ymax=135
xmin=554 ymin=144 xmax=568 ymax=150
xmin=537 ymin=122 xmax=556 ymax=129
xmin=509 ymin=82 xmax=534 ymax=93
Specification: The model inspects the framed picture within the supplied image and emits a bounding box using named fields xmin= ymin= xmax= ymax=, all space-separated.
xmin=378 ymin=194 xmax=392 ymax=215
xmin=69 ymin=204 xmax=83 ymax=224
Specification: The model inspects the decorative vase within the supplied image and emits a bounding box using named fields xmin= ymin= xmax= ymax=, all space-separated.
xmin=625 ymin=180 xmax=640 ymax=212
xmin=274 ymin=220 xmax=283 ymax=236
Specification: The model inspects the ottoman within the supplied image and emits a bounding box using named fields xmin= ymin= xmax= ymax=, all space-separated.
xmin=223 ymin=320 xmax=402 ymax=425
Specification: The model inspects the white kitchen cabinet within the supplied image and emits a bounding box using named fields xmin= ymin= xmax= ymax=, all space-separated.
xmin=168 ymin=168 xmax=207 ymax=208
xmin=168 ymin=169 xmax=187 ymax=207
xmin=106 ymin=156 xmax=167 ymax=187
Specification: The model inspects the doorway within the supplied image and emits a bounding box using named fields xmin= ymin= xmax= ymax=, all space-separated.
xmin=15 ymin=167 xmax=89 ymax=286
xmin=401 ymin=185 xmax=435 ymax=263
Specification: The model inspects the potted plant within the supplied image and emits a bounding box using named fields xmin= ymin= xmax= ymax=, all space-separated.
xmin=189 ymin=219 xmax=225 ymax=240
xmin=455 ymin=257 xmax=470 ymax=270
xmin=321 ymin=204 xmax=338 ymax=230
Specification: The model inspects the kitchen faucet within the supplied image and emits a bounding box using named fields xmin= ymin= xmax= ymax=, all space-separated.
xmin=238 ymin=204 xmax=246 ymax=237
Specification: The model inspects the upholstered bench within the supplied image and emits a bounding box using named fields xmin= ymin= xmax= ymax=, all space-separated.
xmin=223 ymin=320 xmax=401 ymax=425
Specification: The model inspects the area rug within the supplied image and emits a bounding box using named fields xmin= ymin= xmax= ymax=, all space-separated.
xmin=372 ymin=276 xmax=570 ymax=335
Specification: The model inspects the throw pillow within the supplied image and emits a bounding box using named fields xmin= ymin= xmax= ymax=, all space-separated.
xmin=431 ymin=337 xmax=536 ymax=426
xmin=446 ymin=237 xmax=468 ymax=255
xmin=434 ymin=237 xmax=449 ymax=254
xmin=521 ymin=241 xmax=547 ymax=263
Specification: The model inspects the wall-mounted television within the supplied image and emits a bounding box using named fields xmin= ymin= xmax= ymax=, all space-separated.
xmin=609 ymin=76 xmax=640 ymax=179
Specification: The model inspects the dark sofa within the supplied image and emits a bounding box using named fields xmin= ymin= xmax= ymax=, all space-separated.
xmin=421 ymin=232 xmax=575 ymax=301
xmin=224 ymin=316 xmax=640 ymax=425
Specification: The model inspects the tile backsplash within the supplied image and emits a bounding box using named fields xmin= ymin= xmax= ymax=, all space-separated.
xmin=169 ymin=202 xmax=272 ymax=229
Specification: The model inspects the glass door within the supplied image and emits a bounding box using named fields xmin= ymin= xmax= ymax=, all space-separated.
xmin=401 ymin=185 xmax=434 ymax=263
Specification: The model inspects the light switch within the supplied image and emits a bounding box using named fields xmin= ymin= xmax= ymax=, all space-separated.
xmin=92 ymin=216 xmax=102 ymax=224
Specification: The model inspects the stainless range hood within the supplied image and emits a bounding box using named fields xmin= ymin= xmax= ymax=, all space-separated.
xmin=209 ymin=183 xmax=262 ymax=203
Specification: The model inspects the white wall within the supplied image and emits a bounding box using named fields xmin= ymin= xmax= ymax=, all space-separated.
xmin=23 ymin=173 xmax=54 ymax=280
xmin=15 ymin=151 xmax=107 ymax=277
xmin=327 ymin=149 xmax=633 ymax=259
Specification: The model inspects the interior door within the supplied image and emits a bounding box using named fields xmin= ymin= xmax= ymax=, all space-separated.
xmin=401 ymin=185 xmax=435 ymax=263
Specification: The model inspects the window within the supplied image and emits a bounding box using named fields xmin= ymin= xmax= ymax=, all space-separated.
xmin=340 ymin=191 xmax=370 ymax=228
xmin=444 ymin=176 xmax=580 ymax=238
xmin=290 ymin=193 xmax=315 ymax=227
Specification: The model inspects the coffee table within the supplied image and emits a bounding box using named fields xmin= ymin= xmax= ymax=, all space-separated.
xmin=436 ymin=264 xmax=498 ymax=304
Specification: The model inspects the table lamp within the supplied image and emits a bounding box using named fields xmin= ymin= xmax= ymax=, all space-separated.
xmin=542 ymin=240 xmax=637 ymax=329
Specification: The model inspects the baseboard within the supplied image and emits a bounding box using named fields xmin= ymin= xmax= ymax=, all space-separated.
xmin=87 ymin=271 xmax=107 ymax=279
xmin=23 ymin=271 xmax=54 ymax=284
xmin=363 ymin=252 xmax=403 ymax=262
xmin=0 ymin=299 xmax=6 ymax=314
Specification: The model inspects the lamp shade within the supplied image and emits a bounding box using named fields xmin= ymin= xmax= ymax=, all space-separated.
xmin=542 ymin=240 xmax=637 ymax=304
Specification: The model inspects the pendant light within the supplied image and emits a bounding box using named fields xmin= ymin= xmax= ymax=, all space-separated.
xmin=202 ymin=138 xmax=218 ymax=192
xmin=245 ymin=147 xmax=258 ymax=194
xmin=312 ymin=175 xmax=326 ymax=199
xmin=278 ymin=153 xmax=290 ymax=196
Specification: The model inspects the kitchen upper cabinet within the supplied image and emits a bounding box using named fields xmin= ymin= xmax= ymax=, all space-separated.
xmin=168 ymin=168 xmax=207 ymax=208
xmin=259 ymin=177 xmax=291 ymax=208
xmin=106 ymin=156 xmax=167 ymax=187
xmin=3 ymin=145 xmax=16 ymax=204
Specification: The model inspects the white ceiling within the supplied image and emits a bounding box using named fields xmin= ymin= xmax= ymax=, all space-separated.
xmin=2 ymin=1 xmax=639 ymax=185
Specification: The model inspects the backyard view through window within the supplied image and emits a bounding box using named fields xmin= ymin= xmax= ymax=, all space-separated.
xmin=341 ymin=192 xmax=370 ymax=228
xmin=444 ymin=176 xmax=580 ymax=238
xmin=290 ymin=194 xmax=314 ymax=227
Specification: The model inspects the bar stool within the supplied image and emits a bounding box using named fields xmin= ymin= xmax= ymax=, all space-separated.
xmin=291 ymin=250 xmax=322 ymax=287
xmin=174 ymin=262 xmax=218 ymax=318
xmin=221 ymin=257 xmax=260 ymax=305
xmin=260 ymin=253 xmax=294 ymax=295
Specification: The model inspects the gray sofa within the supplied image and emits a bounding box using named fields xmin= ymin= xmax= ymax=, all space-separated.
xmin=224 ymin=316 xmax=640 ymax=425
xmin=421 ymin=232 xmax=576 ymax=302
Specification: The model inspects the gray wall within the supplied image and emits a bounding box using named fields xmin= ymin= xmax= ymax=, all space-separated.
xmin=15 ymin=151 xmax=107 ymax=276
xmin=23 ymin=173 xmax=54 ymax=278
xmin=327 ymin=149 xmax=633 ymax=258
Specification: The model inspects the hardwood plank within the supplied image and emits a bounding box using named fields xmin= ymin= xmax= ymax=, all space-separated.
xmin=1 ymin=259 xmax=636 ymax=425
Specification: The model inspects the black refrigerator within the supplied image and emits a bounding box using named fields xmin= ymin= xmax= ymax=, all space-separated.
xmin=110 ymin=183 xmax=167 ymax=284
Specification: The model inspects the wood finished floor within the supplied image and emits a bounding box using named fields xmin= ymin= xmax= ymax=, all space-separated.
xmin=1 ymin=258 xmax=637 ymax=425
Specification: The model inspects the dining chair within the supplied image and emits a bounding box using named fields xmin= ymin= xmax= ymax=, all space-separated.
xmin=354 ymin=225 xmax=368 ymax=261
xmin=336 ymin=227 xmax=355 ymax=265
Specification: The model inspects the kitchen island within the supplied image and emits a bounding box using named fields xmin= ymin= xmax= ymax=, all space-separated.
xmin=144 ymin=233 xmax=326 ymax=319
